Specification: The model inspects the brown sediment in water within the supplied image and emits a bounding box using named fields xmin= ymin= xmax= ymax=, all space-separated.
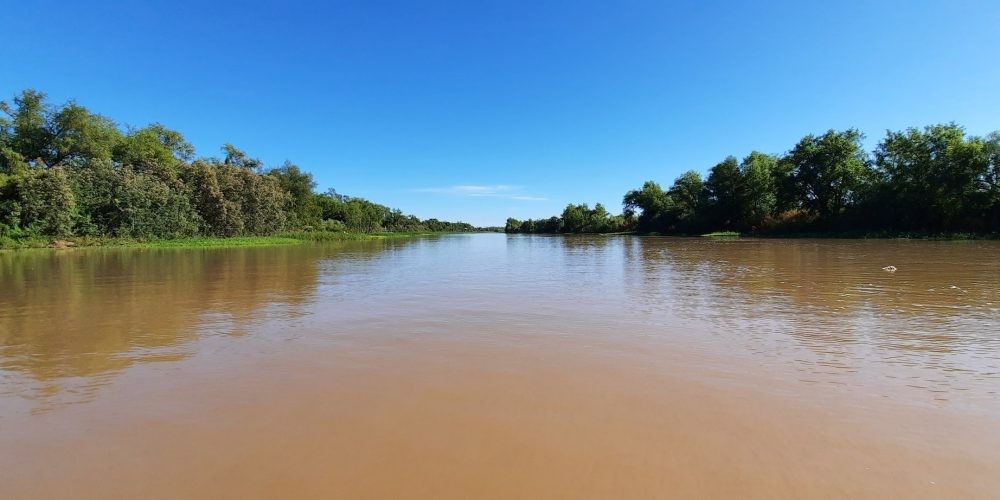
xmin=1 ymin=235 xmax=999 ymax=498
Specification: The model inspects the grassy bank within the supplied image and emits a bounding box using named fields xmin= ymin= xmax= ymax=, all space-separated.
xmin=701 ymin=231 xmax=741 ymax=238
xmin=280 ymin=230 xmax=448 ymax=242
xmin=0 ymin=231 xmax=456 ymax=250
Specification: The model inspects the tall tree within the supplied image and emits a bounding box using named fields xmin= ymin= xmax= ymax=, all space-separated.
xmin=561 ymin=203 xmax=588 ymax=233
xmin=2 ymin=90 xmax=52 ymax=165
xmin=668 ymin=170 xmax=706 ymax=231
xmin=704 ymin=156 xmax=743 ymax=229
xmin=269 ymin=161 xmax=319 ymax=225
xmin=985 ymin=132 xmax=1000 ymax=229
xmin=875 ymin=123 xmax=992 ymax=231
xmin=222 ymin=144 xmax=264 ymax=171
xmin=623 ymin=180 xmax=672 ymax=232
xmin=49 ymin=103 xmax=122 ymax=165
xmin=113 ymin=123 xmax=194 ymax=169
xmin=740 ymin=151 xmax=779 ymax=228
xmin=784 ymin=129 xmax=872 ymax=224
xmin=12 ymin=166 xmax=76 ymax=236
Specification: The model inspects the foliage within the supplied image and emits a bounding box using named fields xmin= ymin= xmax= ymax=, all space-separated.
xmin=11 ymin=166 xmax=77 ymax=236
xmin=784 ymin=129 xmax=872 ymax=226
xmin=268 ymin=161 xmax=319 ymax=226
xmin=623 ymin=181 xmax=671 ymax=232
xmin=113 ymin=123 xmax=194 ymax=168
xmin=73 ymin=160 xmax=200 ymax=238
xmin=739 ymin=151 xmax=779 ymax=228
xmin=506 ymin=203 xmax=628 ymax=234
xmin=704 ymin=156 xmax=743 ymax=230
xmin=874 ymin=123 xmax=995 ymax=232
xmin=508 ymin=126 xmax=1000 ymax=236
xmin=0 ymin=89 xmax=478 ymax=248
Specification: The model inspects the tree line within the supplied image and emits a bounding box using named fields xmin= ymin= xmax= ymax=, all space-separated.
xmin=0 ymin=90 xmax=477 ymax=242
xmin=506 ymin=126 xmax=1000 ymax=235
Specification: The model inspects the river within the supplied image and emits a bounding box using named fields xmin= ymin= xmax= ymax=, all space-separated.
xmin=1 ymin=234 xmax=998 ymax=498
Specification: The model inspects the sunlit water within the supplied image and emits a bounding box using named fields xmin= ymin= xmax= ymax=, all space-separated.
xmin=1 ymin=235 xmax=998 ymax=498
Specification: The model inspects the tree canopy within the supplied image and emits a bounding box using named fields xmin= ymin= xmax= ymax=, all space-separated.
xmin=0 ymin=89 xmax=478 ymax=243
xmin=507 ymin=125 xmax=1000 ymax=235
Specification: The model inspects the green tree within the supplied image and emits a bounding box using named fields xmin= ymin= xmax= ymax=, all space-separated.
xmin=1 ymin=90 xmax=53 ymax=165
xmin=315 ymin=191 xmax=347 ymax=222
xmin=269 ymin=161 xmax=320 ymax=226
xmin=49 ymin=103 xmax=122 ymax=165
xmin=561 ymin=203 xmax=588 ymax=233
xmin=341 ymin=198 xmax=386 ymax=233
xmin=623 ymin=181 xmax=672 ymax=232
xmin=784 ymin=129 xmax=872 ymax=224
xmin=590 ymin=203 xmax=610 ymax=232
xmin=984 ymin=132 xmax=1000 ymax=229
xmin=540 ymin=216 xmax=564 ymax=233
xmin=75 ymin=161 xmax=200 ymax=238
xmin=740 ymin=151 xmax=779 ymax=228
xmin=113 ymin=124 xmax=194 ymax=169
xmin=14 ymin=166 xmax=77 ymax=236
xmin=0 ymin=147 xmax=28 ymax=175
xmin=875 ymin=124 xmax=993 ymax=231
xmin=704 ymin=156 xmax=743 ymax=229
xmin=668 ymin=170 xmax=706 ymax=232
xmin=184 ymin=160 xmax=239 ymax=236
xmin=0 ymin=88 xmax=481 ymax=245
xmin=222 ymin=144 xmax=264 ymax=171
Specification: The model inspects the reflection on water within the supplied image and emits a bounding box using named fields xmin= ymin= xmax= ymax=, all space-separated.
xmin=2 ymin=235 xmax=998 ymax=410
xmin=2 ymin=234 xmax=1000 ymax=497
xmin=0 ymin=239 xmax=420 ymax=409
xmin=618 ymin=238 xmax=1000 ymax=401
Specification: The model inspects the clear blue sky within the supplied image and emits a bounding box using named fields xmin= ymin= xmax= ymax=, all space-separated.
xmin=3 ymin=1 xmax=999 ymax=226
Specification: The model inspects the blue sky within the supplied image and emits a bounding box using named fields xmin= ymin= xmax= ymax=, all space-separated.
xmin=3 ymin=0 xmax=999 ymax=226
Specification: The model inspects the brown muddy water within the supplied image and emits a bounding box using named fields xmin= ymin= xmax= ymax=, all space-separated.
xmin=1 ymin=234 xmax=999 ymax=498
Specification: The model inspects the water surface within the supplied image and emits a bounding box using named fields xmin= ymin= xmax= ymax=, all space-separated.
xmin=2 ymin=235 xmax=999 ymax=498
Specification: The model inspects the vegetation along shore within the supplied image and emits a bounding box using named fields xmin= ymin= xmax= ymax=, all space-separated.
xmin=0 ymin=90 xmax=491 ymax=250
xmin=5 ymin=89 xmax=996 ymax=246
xmin=506 ymin=126 xmax=999 ymax=237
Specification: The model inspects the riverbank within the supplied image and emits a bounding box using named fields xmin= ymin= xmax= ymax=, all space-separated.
xmin=0 ymin=231 xmax=456 ymax=250
xmin=631 ymin=230 xmax=997 ymax=240
xmin=694 ymin=231 xmax=1000 ymax=240
xmin=8 ymin=230 xmax=996 ymax=250
xmin=507 ymin=230 xmax=1000 ymax=240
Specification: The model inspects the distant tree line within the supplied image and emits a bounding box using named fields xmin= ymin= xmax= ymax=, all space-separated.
xmin=505 ymin=203 xmax=630 ymax=234
xmin=507 ymin=126 xmax=1000 ymax=235
xmin=0 ymin=90 xmax=476 ymax=241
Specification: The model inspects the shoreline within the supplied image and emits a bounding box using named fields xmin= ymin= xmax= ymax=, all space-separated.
xmin=507 ymin=231 xmax=1000 ymax=240
xmin=5 ymin=230 xmax=997 ymax=250
xmin=0 ymin=231 xmax=464 ymax=251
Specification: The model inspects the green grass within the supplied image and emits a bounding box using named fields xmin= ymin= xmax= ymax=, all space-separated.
xmin=0 ymin=231 xmax=455 ymax=250
xmin=0 ymin=234 xmax=51 ymax=249
xmin=279 ymin=230 xmax=447 ymax=241
xmin=701 ymin=231 xmax=741 ymax=238
xmin=127 ymin=236 xmax=304 ymax=248
xmin=0 ymin=235 xmax=306 ymax=250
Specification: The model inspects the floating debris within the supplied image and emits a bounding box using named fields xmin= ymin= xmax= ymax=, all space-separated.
xmin=882 ymin=265 xmax=897 ymax=272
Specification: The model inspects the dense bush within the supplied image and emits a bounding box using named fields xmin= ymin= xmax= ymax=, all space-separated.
xmin=0 ymin=89 xmax=476 ymax=243
xmin=508 ymin=125 xmax=1000 ymax=235
xmin=506 ymin=203 xmax=628 ymax=234
xmin=12 ymin=166 xmax=76 ymax=236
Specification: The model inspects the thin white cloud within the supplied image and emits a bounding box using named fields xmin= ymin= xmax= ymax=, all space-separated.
xmin=414 ymin=185 xmax=547 ymax=201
